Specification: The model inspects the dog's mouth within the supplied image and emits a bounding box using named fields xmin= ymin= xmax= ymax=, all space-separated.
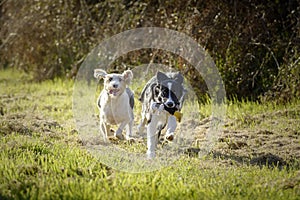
xmin=108 ymin=88 xmax=120 ymax=96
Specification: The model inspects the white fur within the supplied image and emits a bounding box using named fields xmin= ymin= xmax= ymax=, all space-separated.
xmin=137 ymin=101 xmax=177 ymax=158
xmin=145 ymin=102 xmax=177 ymax=158
xmin=94 ymin=69 xmax=134 ymax=141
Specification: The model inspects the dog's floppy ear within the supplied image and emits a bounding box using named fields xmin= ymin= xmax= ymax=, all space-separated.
xmin=156 ymin=71 xmax=169 ymax=83
xmin=122 ymin=70 xmax=133 ymax=84
xmin=94 ymin=69 xmax=107 ymax=79
xmin=174 ymin=72 xmax=184 ymax=85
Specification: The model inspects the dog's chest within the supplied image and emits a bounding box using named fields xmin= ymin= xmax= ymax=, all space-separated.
xmin=100 ymin=92 xmax=131 ymax=124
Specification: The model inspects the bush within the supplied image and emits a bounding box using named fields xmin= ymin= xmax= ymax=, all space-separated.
xmin=0 ymin=0 xmax=299 ymax=101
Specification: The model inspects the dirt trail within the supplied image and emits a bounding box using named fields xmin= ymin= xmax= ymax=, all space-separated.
xmin=0 ymin=113 xmax=62 ymax=137
xmin=179 ymin=109 xmax=300 ymax=169
xmin=1 ymin=106 xmax=299 ymax=169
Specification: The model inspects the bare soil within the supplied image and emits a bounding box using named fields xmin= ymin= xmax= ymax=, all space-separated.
xmin=1 ymin=98 xmax=299 ymax=170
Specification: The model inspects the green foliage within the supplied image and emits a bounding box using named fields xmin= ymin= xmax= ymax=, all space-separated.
xmin=0 ymin=1 xmax=299 ymax=99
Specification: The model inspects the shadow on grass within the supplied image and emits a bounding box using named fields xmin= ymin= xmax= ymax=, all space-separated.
xmin=184 ymin=148 xmax=300 ymax=170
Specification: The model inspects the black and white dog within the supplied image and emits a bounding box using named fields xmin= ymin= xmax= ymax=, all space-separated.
xmin=138 ymin=71 xmax=186 ymax=158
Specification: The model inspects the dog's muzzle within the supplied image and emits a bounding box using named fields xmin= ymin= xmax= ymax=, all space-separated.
xmin=108 ymin=88 xmax=120 ymax=96
xmin=107 ymin=83 xmax=120 ymax=96
xmin=164 ymin=100 xmax=175 ymax=108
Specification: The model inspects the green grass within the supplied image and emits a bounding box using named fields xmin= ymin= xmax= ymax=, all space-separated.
xmin=0 ymin=69 xmax=299 ymax=199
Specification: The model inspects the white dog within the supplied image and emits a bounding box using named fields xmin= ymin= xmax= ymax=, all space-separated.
xmin=94 ymin=69 xmax=134 ymax=141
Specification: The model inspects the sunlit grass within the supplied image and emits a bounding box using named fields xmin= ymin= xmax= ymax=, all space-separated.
xmin=0 ymin=68 xmax=299 ymax=199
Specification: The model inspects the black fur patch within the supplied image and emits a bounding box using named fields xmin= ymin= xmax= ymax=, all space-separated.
xmin=139 ymin=71 xmax=186 ymax=115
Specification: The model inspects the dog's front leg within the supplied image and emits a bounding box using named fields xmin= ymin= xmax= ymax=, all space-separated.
xmin=165 ymin=115 xmax=177 ymax=141
xmin=115 ymin=122 xmax=127 ymax=140
xmin=99 ymin=121 xmax=110 ymax=142
xmin=137 ymin=117 xmax=146 ymax=135
xmin=125 ymin=119 xmax=134 ymax=140
xmin=146 ymin=115 xmax=159 ymax=158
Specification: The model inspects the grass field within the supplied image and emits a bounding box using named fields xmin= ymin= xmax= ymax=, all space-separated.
xmin=0 ymin=69 xmax=299 ymax=199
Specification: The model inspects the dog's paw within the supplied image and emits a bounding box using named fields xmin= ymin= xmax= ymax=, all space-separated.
xmin=151 ymin=102 xmax=158 ymax=111
xmin=114 ymin=129 xmax=125 ymax=140
xmin=125 ymin=136 xmax=136 ymax=144
xmin=108 ymin=136 xmax=120 ymax=143
xmin=165 ymin=134 xmax=174 ymax=141
xmin=151 ymin=102 xmax=165 ymax=114
xmin=151 ymin=102 xmax=162 ymax=110
xmin=158 ymin=104 xmax=165 ymax=112
xmin=115 ymin=133 xmax=125 ymax=140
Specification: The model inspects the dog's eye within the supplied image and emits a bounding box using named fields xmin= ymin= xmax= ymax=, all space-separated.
xmin=108 ymin=77 xmax=113 ymax=82
xmin=154 ymin=87 xmax=160 ymax=95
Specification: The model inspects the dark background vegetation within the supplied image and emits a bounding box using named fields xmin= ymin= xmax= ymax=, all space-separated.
xmin=0 ymin=0 xmax=299 ymax=102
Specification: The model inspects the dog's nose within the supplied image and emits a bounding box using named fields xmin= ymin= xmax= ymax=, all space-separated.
xmin=166 ymin=101 xmax=175 ymax=108
xmin=113 ymin=84 xmax=118 ymax=88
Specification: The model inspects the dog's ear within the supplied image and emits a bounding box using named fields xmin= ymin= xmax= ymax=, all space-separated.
xmin=122 ymin=70 xmax=133 ymax=84
xmin=174 ymin=72 xmax=184 ymax=85
xmin=94 ymin=69 xmax=107 ymax=79
xmin=156 ymin=71 xmax=169 ymax=83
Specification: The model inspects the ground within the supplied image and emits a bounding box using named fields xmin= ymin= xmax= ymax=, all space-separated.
xmin=0 ymin=69 xmax=299 ymax=199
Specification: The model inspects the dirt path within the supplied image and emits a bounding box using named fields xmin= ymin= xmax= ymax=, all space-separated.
xmin=178 ymin=109 xmax=300 ymax=169
xmin=1 ymin=104 xmax=299 ymax=169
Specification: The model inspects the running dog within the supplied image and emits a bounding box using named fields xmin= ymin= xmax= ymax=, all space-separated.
xmin=138 ymin=71 xmax=186 ymax=158
xmin=94 ymin=69 xmax=134 ymax=141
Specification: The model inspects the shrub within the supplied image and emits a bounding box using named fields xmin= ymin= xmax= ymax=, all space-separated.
xmin=0 ymin=0 xmax=299 ymax=101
